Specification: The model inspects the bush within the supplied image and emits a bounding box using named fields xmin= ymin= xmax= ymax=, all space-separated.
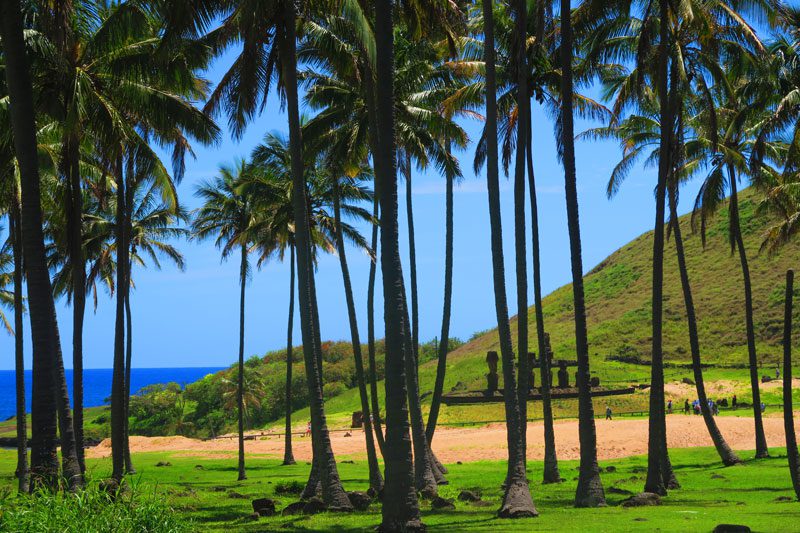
xmin=0 ymin=482 xmax=190 ymax=532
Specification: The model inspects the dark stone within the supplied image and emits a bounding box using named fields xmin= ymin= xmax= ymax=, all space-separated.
xmin=347 ymin=491 xmax=372 ymax=511
xmin=366 ymin=486 xmax=380 ymax=500
xmin=775 ymin=496 xmax=794 ymax=502
xmin=252 ymin=498 xmax=276 ymax=516
xmin=558 ymin=361 xmax=569 ymax=388
xmin=456 ymin=461 xmax=463 ymax=465
xmin=590 ymin=376 xmax=601 ymax=387
xmin=351 ymin=411 xmax=364 ymax=428
xmin=621 ymin=492 xmax=662 ymax=507
xmin=712 ymin=525 xmax=751 ymax=533
xmin=431 ymin=496 xmax=455 ymax=510
xmin=303 ymin=496 xmax=327 ymax=515
xmin=711 ymin=474 xmax=726 ymax=480
xmin=633 ymin=518 xmax=647 ymax=522
xmin=228 ymin=491 xmax=247 ymax=499
xmin=155 ymin=461 xmax=172 ymax=467
xmin=211 ymin=486 xmax=226 ymax=492
xmin=99 ymin=479 xmax=127 ymax=501
xmin=471 ymin=500 xmax=493 ymax=507
xmin=340 ymin=460 xmax=355 ymax=464
xmin=249 ymin=512 xmax=260 ymax=520
xmin=682 ymin=377 xmax=695 ymax=385
xmin=458 ymin=490 xmax=481 ymax=502
xmin=194 ymin=464 xmax=204 ymax=470
xmin=608 ymin=486 xmax=633 ymax=495
xmin=762 ymin=375 xmax=772 ymax=383
xmin=282 ymin=501 xmax=305 ymax=515
xmin=605 ymin=465 xmax=617 ymax=473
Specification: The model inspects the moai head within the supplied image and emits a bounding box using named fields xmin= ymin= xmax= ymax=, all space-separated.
xmin=486 ymin=351 xmax=499 ymax=374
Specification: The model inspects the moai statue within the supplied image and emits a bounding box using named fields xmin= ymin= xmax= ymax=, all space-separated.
xmin=528 ymin=352 xmax=536 ymax=392
xmin=486 ymin=351 xmax=499 ymax=393
xmin=557 ymin=360 xmax=569 ymax=388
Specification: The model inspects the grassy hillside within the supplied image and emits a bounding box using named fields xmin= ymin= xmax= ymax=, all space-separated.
xmin=295 ymin=189 xmax=800 ymax=428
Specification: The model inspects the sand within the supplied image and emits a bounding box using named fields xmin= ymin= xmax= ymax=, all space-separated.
xmin=87 ymin=413 xmax=796 ymax=463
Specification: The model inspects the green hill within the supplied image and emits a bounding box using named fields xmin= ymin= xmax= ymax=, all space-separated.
xmin=300 ymin=188 xmax=800 ymax=427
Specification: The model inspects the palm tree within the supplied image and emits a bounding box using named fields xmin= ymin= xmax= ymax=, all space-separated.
xmin=480 ymin=0 xmax=536 ymax=518
xmin=192 ymin=161 xmax=256 ymax=481
xmin=203 ymin=2 xmax=352 ymax=508
xmin=782 ymin=269 xmax=800 ymax=500
xmin=283 ymin=242 xmax=297 ymax=466
xmin=0 ymin=0 xmax=83 ymax=491
xmin=560 ymin=0 xmax=605 ymax=507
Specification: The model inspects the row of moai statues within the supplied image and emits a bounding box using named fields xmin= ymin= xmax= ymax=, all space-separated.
xmin=485 ymin=333 xmax=574 ymax=393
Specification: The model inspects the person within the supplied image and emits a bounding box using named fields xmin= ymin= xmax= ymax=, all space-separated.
xmin=732 ymin=394 xmax=737 ymax=409
xmin=777 ymin=367 xmax=781 ymax=380
xmin=684 ymin=399 xmax=690 ymax=414
xmin=761 ymin=402 xmax=766 ymax=414
xmin=713 ymin=402 xmax=719 ymax=416
xmin=305 ymin=420 xmax=312 ymax=437
xmin=667 ymin=399 xmax=673 ymax=414
xmin=605 ymin=406 xmax=613 ymax=420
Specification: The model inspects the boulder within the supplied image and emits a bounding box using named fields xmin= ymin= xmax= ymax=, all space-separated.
xmin=155 ymin=461 xmax=172 ymax=467
xmin=366 ymin=486 xmax=381 ymax=500
xmin=431 ymin=496 xmax=455 ymax=510
xmin=99 ymin=478 xmax=127 ymax=501
xmin=607 ymin=486 xmax=634 ymax=495
xmin=712 ymin=525 xmax=751 ymax=533
xmin=249 ymin=512 xmax=260 ymax=521
xmin=605 ymin=465 xmax=617 ymax=473
xmin=282 ymin=501 xmax=305 ymax=516
xmin=347 ymin=491 xmax=372 ymax=511
xmin=682 ymin=377 xmax=695 ymax=385
xmin=457 ymin=490 xmax=481 ymax=502
xmin=251 ymin=498 xmax=276 ymax=517
xmin=762 ymin=375 xmax=772 ymax=383
xmin=621 ymin=492 xmax=662 ymax=507
xmin=228 ymin=491 xmax=247 ymax=499
xmin=303 ymin=496 xmax=327 ymax=515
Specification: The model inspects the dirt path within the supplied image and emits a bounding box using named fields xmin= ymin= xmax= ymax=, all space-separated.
xmin=88 ymin=413 xmax=794 ymax=463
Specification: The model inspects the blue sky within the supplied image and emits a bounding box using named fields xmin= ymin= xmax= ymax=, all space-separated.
xmin=0 ymin=41 xmax=709 ymax=371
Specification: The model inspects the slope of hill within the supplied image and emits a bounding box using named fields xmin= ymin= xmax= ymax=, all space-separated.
xmin=300 ymin=188 xmax=800 ymax=427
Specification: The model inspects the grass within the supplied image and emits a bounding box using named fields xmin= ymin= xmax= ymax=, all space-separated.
xmin=0 ymin=447 xmax=797 ymax=531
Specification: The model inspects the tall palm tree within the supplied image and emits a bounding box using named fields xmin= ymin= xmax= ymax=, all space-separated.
xmin=282 ymin=242 xmax=296 ymax=466
xmin=560 ymin=0 xmax=605 ymax=507
xmin=480 ymin=0 xmax=536 ymax=518
xmin=192 ymin=161 xmax=256 ymax=481
xmin=0 ymin=0 xmax=83 ymax=491
xmin=782 ymin=269 xmax=800 ymax=500
xmin=203 ymin=2 xmax=352 ymax=507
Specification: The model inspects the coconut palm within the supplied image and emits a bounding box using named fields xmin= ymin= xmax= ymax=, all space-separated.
xmin=0 ymin=0 xmax=83 ymax=490
xmin=192 ymin=160 xmax=258 ymax=481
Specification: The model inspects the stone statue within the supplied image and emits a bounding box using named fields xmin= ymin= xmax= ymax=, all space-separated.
xmin=557 ymin=360 xmax=569 ymax=388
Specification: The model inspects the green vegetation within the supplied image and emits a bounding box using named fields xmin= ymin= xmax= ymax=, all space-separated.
xmin=0 ymin=448 xmax=797 ymax=531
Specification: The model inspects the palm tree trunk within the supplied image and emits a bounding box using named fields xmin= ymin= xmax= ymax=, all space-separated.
xmin=559 ymin=0 xmax=605 ymax=507
xmin=279 ymin=2 xmax=351 ymax=510
xmin=66 ymin=138 xmax=87 ymax=475
xmin=283 ymin=244 xmax=296 ymax=466
xmin=367 ymin=195 xmax=386 ymax=454
xmin=332 ymin=177 xmax=384 ymax=492
xmin=482 ymin=0 xmax=537 ymax=517
xmin=729 ymin=171 xmax=769 ymax=458
xmin=513 ymin=0 xmax=530 ymax=462
xmin=374 ymin=1 xmax=421 ymax=529
xmin=425 ymin=139 xmax=454 ymax=443
xmin=10 ymin=201 xmax=29 ymax=493
xmin=111 ymin=155 xmax=129 ymax=481
xmin=124 ymin=285 xmax=135 ymax=474
xmin=782 ymin=270 xmax=800 ymax=499
xmin=1 ymin=0 xmax=82 ymax=491
xmin=527 ymin=99 xmax=560 ymax=484
xmin=404 ymin=154 xmax=419 ymax=360
xmin=669 ymin=188 xmax=740 ymax=466
xmin=645 ymin=1 xmax=674 ymax=495
xmin=237 ymin=244 xmax=247 ymax=481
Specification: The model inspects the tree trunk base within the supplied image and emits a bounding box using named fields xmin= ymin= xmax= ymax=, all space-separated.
xmin=575 ymin=469 xmax=607 ymax=507
xmin=282 ymin=458 xmax=297 ymax=466
xmin=498 ymin=480 xmax=538 ymax=518
xmin=755 ymin=449 xmax=770 ymax=459
xmin=378 ymin=518 xmax=426 ymax=532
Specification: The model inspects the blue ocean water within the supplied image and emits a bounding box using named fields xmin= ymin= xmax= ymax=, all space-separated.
xmin=0 ymin=367 xmax=224 ymax=421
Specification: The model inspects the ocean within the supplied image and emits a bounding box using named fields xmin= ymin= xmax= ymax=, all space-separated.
xmin=0 ymin=367 xmax=224 ymax=421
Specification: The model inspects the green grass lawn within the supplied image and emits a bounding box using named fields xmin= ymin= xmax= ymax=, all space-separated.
xmin=1 ymin=446 xmax=798 ymax=531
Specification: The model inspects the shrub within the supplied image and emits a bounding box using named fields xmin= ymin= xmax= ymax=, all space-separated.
xmin=0 ymin=482 xmax=190 ymax=532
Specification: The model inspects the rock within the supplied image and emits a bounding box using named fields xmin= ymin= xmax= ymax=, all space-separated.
xmin=431 ymin=496 xmax=455 ymax=510
xmin=344 ymin=432 xmax=352 ymax=437
xmin=590 ymin=376 xmax=601 ymax=387
xmin=347 ymin=491 xmax=372 ymax=511
xmin=155 ymin=461 xmax=172 ymax=467
xmin=711 ymin=474 xmax=726 ymax=480
xmin=211 ymin=486 xmax=226 ymax=492
xmin=228 ymin=491 xmax=247 ymax=499
xmin=471 ymin=500 xmax=493 ymax=507
xmin=456 ymin=461 xmax=463 ymax=465
xmin=194 ymin=464 xmax=204 ymax=470
xmin=681 ymin=377 xmax=694 ymax=385
xmin=775 ymin=496 xmax=794 ymax=502
xmin=303 ymin=496 xmax=327 ymax=515
xmin=605 ymin=465 xmax=617 ymax=473
xmin=712 ymin=525 xmax=751 ymax=533
xmin=366 ymin=486 xmax=380 ymax=500
xmin=282 ymin=501 xmax=305 ymax=515
xmin=633 ymin=517 xmax=647 ymax=522
xmin=762 ymin=375 xmax=772 ymax=383
xmin=340 ymin=460 xmax=355 ymax=464
xmin=608 ymin=486 xmax=634 ymax=495
xmin=99 ymin=478 xmax=127 ymax=500
xmin=621 ymin=492 xmax=662 ymax=507
xmin=458 ymin=490 xmax=481 ymax=502
xmin=251 ymin=498 xmax=276 ymax=517
xmin=249 ymin=512 xmax=260 ymax=520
